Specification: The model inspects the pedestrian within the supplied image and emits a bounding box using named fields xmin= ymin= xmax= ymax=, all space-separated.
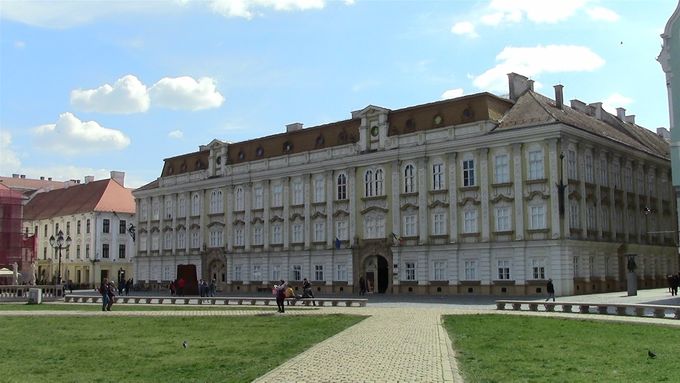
xmin=67 ymin=280 xmax=73 ymax=294
xmin=275 ymin=280 xmax=287 ymax=313
xmin=672 ymin=273 xmax=680 ymax=296
xmin=302 ymin=278 xmax=316 ymax=306
xmin=124 ymin=279 xmax=131 ymax=296
xmin=210 ymin=279 xmax=216 ymax=297
xmin=169 ymin=280 xmax=176 ymax=296
xmin=99 ymin=278 xmax=110 ymax=312
xmin=106 ymin=281 xmax=116 ymax=311
xmin=177 ymin=277 xmax=185 ymax=296
xmin=545 ymin=279 xmax=555 ymax=302
xmin=359 ymin=276 xmax=366 ymax=296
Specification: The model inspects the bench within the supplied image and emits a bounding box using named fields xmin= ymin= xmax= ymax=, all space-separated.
xmin=496 ymin=300 xmax=680 ymax=320
xmin=63 ymin=295 xmax=368 ymax=307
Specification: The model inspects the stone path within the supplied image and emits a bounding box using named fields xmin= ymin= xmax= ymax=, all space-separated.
xmin=3 ymin=288 xmax=679 ymax=382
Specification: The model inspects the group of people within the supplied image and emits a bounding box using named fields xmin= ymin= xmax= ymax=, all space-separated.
xmin=169 ymin=278 xmax=186 ymax=296
xmin=667 ymin=273 xmax=680 ymax=296
xmin=358 ymin=276 xmax=373 ymax=295
xmin=273 ymin=278 xmax=316 ymax=313
xmin=98 ymin=278 xmax=117 ymax=311
xmin=198 ymin=279 xmax=217 ymax=297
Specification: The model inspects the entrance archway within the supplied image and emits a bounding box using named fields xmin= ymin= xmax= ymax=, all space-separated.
xmin=208 ymin=259 xmax=226 ymax=285
xmin=362 ymin=254 xmax=390 ymax=294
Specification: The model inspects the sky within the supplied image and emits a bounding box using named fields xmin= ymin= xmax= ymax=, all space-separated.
xmin=0 ymin=0 xmax=678 ymax=189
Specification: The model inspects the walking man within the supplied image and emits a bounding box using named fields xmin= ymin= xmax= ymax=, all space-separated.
xmin=546 ymin=279 xmax=555 ymax=302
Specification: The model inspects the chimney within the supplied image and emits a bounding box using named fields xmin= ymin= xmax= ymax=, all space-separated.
xmin=507 ymin=73 xmax=534 ymax=101
xmin=624 ymin=115 xmax=636 ymax=124
xmin=110 ymin=171 xmax=125 ymax=186
xmin=657 ymin=127 xmax=671 ymax=141
xmin=616 ymin=107 xmax=626 ymax=120
xmin=20 ymin=175 xmax=26 ymax=179
xmin=48 ymin=177 xmax=52 ymax=181
xmin=570 ymin=99 xmax=587 ymax=113
xmin=12 ymin=174 xmax=19 ymax=178
xmin=553 ymin=84 xmax=564 ymax=109
xmin=84 ymin=176 xmax=94 ymax=184
xmin=40 ymin=176 xmax=45 ymax=180
xmin=588 ymin=102 xmax=603 ymax=120
xmin=286 ymin=123 xmax=303 ymax=132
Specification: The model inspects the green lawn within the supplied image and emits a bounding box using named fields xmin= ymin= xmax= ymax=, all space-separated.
xmin=0 ymin=303 xmax=316 ymax=311
xmin=0 ymin=314 xmax=363 ymax=382
xmin=444 ymin=314 xmax=680 ymax=383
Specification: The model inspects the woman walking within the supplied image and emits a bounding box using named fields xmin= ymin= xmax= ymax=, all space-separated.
xmin=275 ymin=280 xmax=288 ymax=313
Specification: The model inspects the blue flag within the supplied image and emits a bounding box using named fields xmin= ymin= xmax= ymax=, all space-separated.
xmin=335 ymin=237 xmax=341 ymax=249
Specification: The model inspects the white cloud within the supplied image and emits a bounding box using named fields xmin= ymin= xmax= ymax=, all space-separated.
xmin=33 ymin=113 xmax=130 ymax=155
xmin=586 ymin=6 xmax=619 ymax=22
xmin=485 ymin=0 xmax=588 ymax=24
xmin=209 ymin=0 xmax=325 ymax=19
xmin=168 ymin=130 xmax=184 ymax=139
xmin=0 ymin=131 xmax=22 ymax=172
xmin=451 ymin=21 xmax=478 ymax=38
xmin=149 ymin=76 xmax=225 ymax=111
xmin=602 ymin=93 xmax=633 ymax=115
xmin=441 ymin=88 xmax=465 ymax=100
xmin=14 ymin=41 xmax=26 ymax=49
xmin=71 ymin=75 xmax=150 ymax=114
xmin=472 ymin=45 xmax=605 ymax=92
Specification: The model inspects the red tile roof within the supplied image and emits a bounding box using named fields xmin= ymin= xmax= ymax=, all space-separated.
xmin=24 ymin=179 xmax=135 ymax=220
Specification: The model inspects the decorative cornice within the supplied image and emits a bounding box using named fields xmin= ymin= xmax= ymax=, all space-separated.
xmin=311 ymin=211 xmax=327 ymax=219
xmin=361 ymin=206 xmax=389 ymax=214
xmin=270 ymin=215 xmax=284 ymax=223
xmin=232 ymin=219 xmax=245 ymax=225
xmin=290 ymin=213 xmax=305 ymax=221
xmin=207 ymin=221 xmax=225 ymax=228
xmin=428 ymin=200 xmax=450 ymax=209
xmin=251 ymin=216 xmax=264 ymax=224
xmin=457 ymin=196 xmax=481 ymax=206
xmin=524 ymin=191 xmax=549 ymax=201
xmin=333 ymin=209 xmax=350 ymax=217
xmin=400 ymin=202 xmax=419 ymax=211
xmin=490 ymin=194 xmax=513 ymax=203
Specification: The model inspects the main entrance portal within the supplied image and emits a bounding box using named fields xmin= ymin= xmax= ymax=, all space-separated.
xmin=363 ymin=254 xmax=389 ymax=294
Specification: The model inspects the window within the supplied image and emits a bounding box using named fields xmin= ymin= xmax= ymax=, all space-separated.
xmin=76 ymin=244 xmax=81 ymax=259
xmin=165 ymin=198 xmax=173 ymax=219
xmin=119 ymin=220 xmax=127 ymax=234
xmin=292 ymin=265 xmax=302 ymax=281
xmin=272 ymin=184 xmax=283 ymax=207
xmin=140 ymin=200 xmax=148 ymax=220
xmin=191 ymin=193 xmax=200 ymax=216
xmin=463 ymin=159 xmax=475 ymax=186
xmin=234 ymin=187 xmax=244 ymax=211
xmin=209 ymin=228 xmax=223 ymax=247
xmin=463 ymin=210 xmax=477 ymax=233
xmin=44 ymin=224 xmax=48 ymax=236
xmin=532 ymin=259 xmax=545 ymax=279
xmin=103 ymin=219 xmax=110 ymax=234
xmin=584 ymin=154 xmax=593 ymax=183
xmin=647 ymin=173 xmax=655 ymax=196
xmin=637 ymin=169 xmax=644 ymax=194
xmin=177 ymin=229 xmax=186 ymax=249
xmin=152 ymin=199 xmax=160 ymax=220
xmin=529 ymin=205 xmax=546 ymax=230
xmin=364 ymin=170 xmax=374 ymax=197
xmin=164 ymin=232 xmax=173 ymax=249
xmin=191 ymin=230 xmax=200 ymax=248
xmin=151 ymin=232 xmax=159 ymax=250
xmin=374 ymin=169 xmax=384 ymax=196
xmin=495 ymin=206 xmax=510 ymax=232
xmin=336 ymin=220 xmax=348 ymax=241
xmin=252 ymin=265 xmax=261 ymax=281
xmin=432 ymin=213 xmax=446 ymax=236
xmin=464 ymin=260 xmax=477 ymax=280
xmin=85 ymin=244 xmax=90 ymax=259
xmin=600 ymin=206 xmax=610 ymax=231
xmin=494 ymin=154 xmax=509 ymax=184
xmin=403 ymin=214 xmax=417 ymax=237
xmin=210 ymin=190 xmax=223 ymax=214
xmin=55 ymin=223 xmax=59 ymax=234
xmin=433 ymin=261 xmax=446 ymax=281
xmin=432 ymin=162 xmax=444 ymax=190
xmin=66 ymin=222 xmax=70 ymax=235
xmin=119 ymin=244 xmax=126 ymax=259
xmin=365 ymin=215 xmax=385 ymax=239
xmin=497 ymin=259 xmax=511 ymax=280
xmin=528 ymin=150 xmax=543 ymax=180
xmin=615 ymin=209 xmax=624 ymax=233
xmin=178 ymin=195 xmax=186 ymax=217
xmin=233 ymin=265 xmax=242 ymax=281
xmin=314 ymin=176 xmax=325 ymax=203
xmin=271 ymin=265 xmax=281 ymax=281
xmin=140 ymin=235 xmax=147 ymax=251
xmin=612 ymin=161 xmax=621 ymax=189
xmin=234 ymin=227 xmax=244 ymax=246
xmin=102 ymin=244 xmax=109 ymax=259
xmin=405 ymin=262 xmax=416 ymax=281
xmin=272 ymin=224 xmax=282 ymax=244
xmin=567 ymin=149 xmax=577 ymax=179
xmin=336 ymin=174 xmax=347 ymax=200
xmin=292 ymin=223 xmax=303 ymax=243
xmin=586 ymin=205 xmax=596 ymax=230
xmin=292 ymin=180 xmax=303 ymax=205
xmin=254 ymin=185 xmax=263 ymax=209
xmin=623 ymin=166 xmax=632 ymax=192
xmin=336 ymin=264 xmax=347 ymax=281
xmin=314 ymin=265 xmax=324 ymax=281
xmin=404 ymin=164 xmax=415 ymax=193
xmin=600 ymin=158 xmax=608 ymax=186
xmin=569 ymin=200 xmax=580 ymax=229
xmin=314 ymin=222 xmax=325 ymax=242
xmin=253 ymin=224 xmax=263 ymax=245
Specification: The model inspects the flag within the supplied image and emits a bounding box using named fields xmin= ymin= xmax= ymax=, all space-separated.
xmin=335 ymin=237 xmax=341 ymax=249
xmin=392 ymin=232 xmax=404 ymax=246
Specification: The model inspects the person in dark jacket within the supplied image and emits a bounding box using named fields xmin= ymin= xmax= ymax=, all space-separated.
xmin=275 ymin=280 xmax=288 ymax=313
xmin=545 ymin=279 xmax=555 ymax=302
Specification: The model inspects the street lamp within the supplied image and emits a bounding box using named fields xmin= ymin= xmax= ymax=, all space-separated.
xmin=48 ymin=230 xmax=71 ymax=285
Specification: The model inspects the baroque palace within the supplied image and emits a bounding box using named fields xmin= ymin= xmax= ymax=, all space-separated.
xmin=133 ymin=73 xmax=677 ymax=296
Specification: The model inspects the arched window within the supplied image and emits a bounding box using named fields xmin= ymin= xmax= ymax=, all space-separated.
xmin=432 ymin=162 xmax=444 ymax=190
xmin=375 ymin=169 xmax=384 ymax=196
xmin=364 ymin=170 xmax=374 ymax=197
xmin=404 ymin=164 xmax=415 ymax=193
xmin=337 ymin=173 xmax=347 ymax=200
xmin=234 ymin=187 xmax=244 ymax=211
xmin=210 ymin=189 xmax=223 ymax=214
xmin=191 ymin=193 xmax=200 ymax=216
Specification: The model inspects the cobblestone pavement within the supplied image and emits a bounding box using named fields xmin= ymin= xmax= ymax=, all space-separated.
xmin=3 ymin=288 xmax=680 ymax=382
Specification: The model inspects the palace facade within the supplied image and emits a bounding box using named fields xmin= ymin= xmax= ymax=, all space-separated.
xmin=133 ymin=73 xmax=677 ymax=296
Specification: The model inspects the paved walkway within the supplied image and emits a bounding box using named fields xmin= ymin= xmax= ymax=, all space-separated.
xmin=3 ymin=288 xmax=679 ymax=382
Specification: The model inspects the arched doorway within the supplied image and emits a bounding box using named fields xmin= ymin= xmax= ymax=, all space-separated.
xmin=208 ymin=258 xmax=226 ymax=286
xmin=362 ymin=254 xmax=390 ymax=294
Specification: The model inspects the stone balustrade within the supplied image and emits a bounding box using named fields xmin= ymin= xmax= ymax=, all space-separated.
xmin=64 ymin=295 xmax=368 ymax=307
xmin=496 ymin=300 xmax=680 ymax=320
xmin=0 ymin=285 xmax=64 ymax=301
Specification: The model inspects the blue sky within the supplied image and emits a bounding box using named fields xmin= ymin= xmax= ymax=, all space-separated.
xmin=0 ymin=0 xmax=677 ymax=188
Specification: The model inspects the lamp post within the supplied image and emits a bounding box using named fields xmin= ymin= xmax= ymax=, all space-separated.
xmin=48 ymin=230 xmax=71 ymax=285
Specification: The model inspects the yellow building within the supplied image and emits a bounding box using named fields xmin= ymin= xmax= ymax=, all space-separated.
xmin=133 ymin=73 xmax=677 ymax=296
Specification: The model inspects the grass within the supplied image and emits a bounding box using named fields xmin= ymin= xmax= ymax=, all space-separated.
xmin=0 ymin=314 xmax=364 ymax=382
xmin=0 ymin=303 xmax=316 ymax=311
xmin=443 ymin=314 xmax=680 ymax=383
